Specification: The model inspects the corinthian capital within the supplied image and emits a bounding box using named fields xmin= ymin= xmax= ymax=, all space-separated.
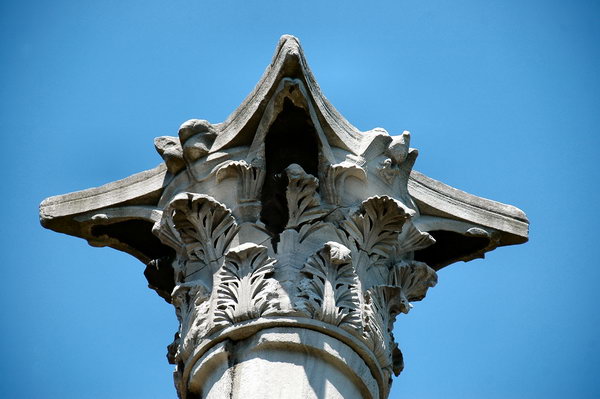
xmin=40 ymin=35 xmax=528 ymax=398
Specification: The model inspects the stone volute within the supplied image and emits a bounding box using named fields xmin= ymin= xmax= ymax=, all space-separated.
xmin=39 ymin=35 xmax=528 ymax=399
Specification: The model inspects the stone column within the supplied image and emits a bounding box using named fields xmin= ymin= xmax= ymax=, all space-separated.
xmin=154 ymin=164 xmax=436 ymax=398
xmin=40 ymin=35 xmax=528 ymax=399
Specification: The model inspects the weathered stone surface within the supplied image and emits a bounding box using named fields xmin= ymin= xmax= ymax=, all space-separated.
xmin=39 ymin=35 xmax=528 ymax=398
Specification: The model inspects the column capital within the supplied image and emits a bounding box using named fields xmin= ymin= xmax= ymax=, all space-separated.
xmin=40 ymin=35 xmax=528 ymax=398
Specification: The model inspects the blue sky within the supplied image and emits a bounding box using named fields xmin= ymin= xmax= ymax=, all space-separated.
xmin=1 ymin=1 xmax=598 ymax=398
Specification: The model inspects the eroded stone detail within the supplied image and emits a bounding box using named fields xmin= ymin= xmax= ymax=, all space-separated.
xmin=394 ymin=221 xmax=436 ymax=259
xmin=171 ymin=281 xmax=211 ymax=364
xmin=214 ymin=243 xmax=278 ymax=326
xmin=322 ymin=161 xmax=367 ymax=206
xmin=40 ymin=34 xmax=529 ymax=399
xmin=341 ymin=196 xmax=412 ymax=258
xmin=179 ymin=119 xmax=217 ymax=164
xmin=136 ymin=38 xmax=443 ymax=399
xmin=149 ymin=145 xmax=440 ymax=397
xmin=146 ymin=69 xmax=446 ymax=397
xmin=284 ymin=164 xmax=328 ymax=229
xmin=363 ymin=285 xmax=402 ymax=377
xmin=297 ymin=242 xmax=362 ymax=332
xmin=216 ymin=160 xmax=265 ymax=222
xmin=389 ymin=260 xmax=438 ymax=313
xmin=155 ymin=193 xmax=239 ymax=283
xmin=150 ymin=150 xmax=441 ymax=396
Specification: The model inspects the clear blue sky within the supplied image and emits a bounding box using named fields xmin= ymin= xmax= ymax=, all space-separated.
xmin=1 ymin=1 xmax=598 ymax=398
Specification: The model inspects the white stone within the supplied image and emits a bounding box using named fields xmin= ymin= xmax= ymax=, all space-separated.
xmin=39 ymin=34 xmax=529 ymax=398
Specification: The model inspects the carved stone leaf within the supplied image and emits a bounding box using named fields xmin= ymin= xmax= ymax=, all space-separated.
xmin=298 ymin=223 xmax=322 ymax=244
xmin=152 ymin=213 xmax=181 ymax=253
xmin=377 ymin=158 xmax=397 ymax=185
xmin=363 ymin=286 xmax=403 ymax=372
xmin=215 ymin=160 xmax=265 ymax=222
xmin=172 ymin=282 xmax=210 ymax=333
xmin=332 ymin=225 xmax=386 ymax=285
xmin=216 ymin=160 xmax=265 ymax=202
xmin=154 ymin=135 xmax=185 ymax=174
xmin=171 ymin=282 xmax=211 ymax=363
xmin=341 ymin=196 xmax=411 ymax=257
xmin=163 ymin=193 xmax=238 ymax=270
xmin=389 ymin=261 xmax=437 ymax=313
xmin=394 ymin=220 xmax=436 ymax=259
xmin=214 ymin=243 xmax=277 ymax=326
xmin=284 ymin=164 xmax=328 ymax=229
xmin=298 ymin=242 xmax=362 ymax=332
xmin=322 ymin=161 xmax=367 ymax=206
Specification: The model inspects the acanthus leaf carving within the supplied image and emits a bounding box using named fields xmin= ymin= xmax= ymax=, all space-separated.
xmin=216 ymin=160 xmax=265 ymax=201
xmin=331 ymin=221 xmax=389 ymax=288
xmin=37 ymin=35 xmax=531 ymax=399
xmin=298 ymin=221 xmax=328 ymax=243
xmin=389 ymin=260 xmax=438 ymax=314
xmin=152 ymin=193 xmax=238 ymax=287
xmin=284 ymin=164 xmax=328 ymax=229
xmin=213 ymin=243 xmax=278 ymax=326
xmin=171 ymin=282 xmax=211 ymax=363
xmin=341 ymin=195 xmax=412 ymax=258
xmin=394 ymin=220 xmax=436 ymax=260
xmin=216 ymin=160 xmax=266 ymax=222
xmin=359 ymin=260 xmax=436 ymax=381
xmin=297 ymin=242 xmax=362 ymax=333
xmin=363 ymin=285 xmax=403 ymax=375
xmin=322 ymin=161 xmax=367 ymax=206
xmin=163 ymin=193 xmax=238 ymax=271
